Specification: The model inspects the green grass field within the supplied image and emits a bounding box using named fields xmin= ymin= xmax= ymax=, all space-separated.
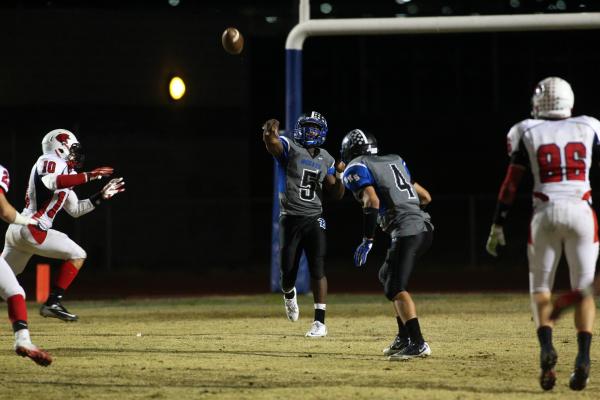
xmin=0 ymin=293 xmax=597 ymax=399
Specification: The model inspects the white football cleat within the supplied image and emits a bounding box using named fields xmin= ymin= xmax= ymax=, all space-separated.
xmin=283 ymin=289 xmax=299 ymax=322
xmin=305 ymin=321 xmax=327 ymax=338
xmin=14 ymin=330 xmax=52 ymax=367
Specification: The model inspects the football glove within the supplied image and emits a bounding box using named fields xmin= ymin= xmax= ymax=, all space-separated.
xmin=101 ymin=177 xmax=125 ymax=200
xmin=485 ymin=224 xmax=506 ymax=257
xmin=87 ymin=167 xmax=114 ymax=181
xmin=354 ymin=238 xmax=374 ymax=267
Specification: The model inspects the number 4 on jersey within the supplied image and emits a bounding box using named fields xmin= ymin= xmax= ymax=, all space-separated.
xmin=390 ymin=164 xmax=416 ymax=199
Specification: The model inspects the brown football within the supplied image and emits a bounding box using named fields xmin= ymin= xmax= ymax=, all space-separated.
xmin=221 ymin=27 xmax=244 ymax=55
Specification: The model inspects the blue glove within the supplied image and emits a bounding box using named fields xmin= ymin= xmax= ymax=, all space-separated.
xmin=354 ymin=239 xmax=374 ymax=267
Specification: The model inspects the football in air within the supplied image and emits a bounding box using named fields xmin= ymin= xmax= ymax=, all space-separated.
xmin=221 ymin=27 xmax=244 ymax=55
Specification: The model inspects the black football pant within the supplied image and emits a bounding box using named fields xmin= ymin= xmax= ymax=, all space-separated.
xmin=279 ymin=215 xmax=326 ymax=291
xmin=379 ymin=224 xmax=433 ymax=301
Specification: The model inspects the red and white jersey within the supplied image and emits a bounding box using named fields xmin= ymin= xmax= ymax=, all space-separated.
xmin=22 ymin=155 xmax=94 ymax=230
xmin=0 ymin=164 xmax=10 ymax=194
xmin=507 ymin=115 xmax=600 ymax=202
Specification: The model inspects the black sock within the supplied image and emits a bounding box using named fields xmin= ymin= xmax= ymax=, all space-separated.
xmin=46 ymin=287 xmax=65 ymax=305
xmin=314 ymin=308 xmax=325 ymax=324
xmin=537 ymin=326 xmax=553 ymax=351
xmin=12 ymin=320 xmax=28 ymax=333
xmin=396 ymin=316 xmax=409 ymax=340
xmin=283 ymin=288 xmax=295 ymax=300
xmin=405 ymin=318 xmax=424 ymax=345
xmin=577 ymin=331 xmax=592 ymax=363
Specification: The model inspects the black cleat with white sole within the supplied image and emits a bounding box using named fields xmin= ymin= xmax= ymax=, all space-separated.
xmin=388 ymin=341 xmax=431 ymax=360
xmin=40 ymin=301 xmax=78 ymax=322
xmin=569 ymin=355 xmax=590 ymax=391
xmin=383 ymin=335 xmax=410 ymax=357
xmin=539 ymin=346 xmax=558 ymax=391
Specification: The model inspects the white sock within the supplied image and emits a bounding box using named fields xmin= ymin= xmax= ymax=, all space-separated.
xmin=15 ymin=329 xmax=31 ymax=343
xmin=314 ymin=303 xmax=326 ymax=310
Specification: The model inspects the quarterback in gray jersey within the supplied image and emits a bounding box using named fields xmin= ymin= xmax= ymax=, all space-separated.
xmin=341 ymin=129 xmax=433 ymax=360
xmin=263 ymin=112 xmax=344 ymax=338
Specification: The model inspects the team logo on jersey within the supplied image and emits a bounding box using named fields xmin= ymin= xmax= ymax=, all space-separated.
xmin=317 ymin=217 xmax=326 ymax=230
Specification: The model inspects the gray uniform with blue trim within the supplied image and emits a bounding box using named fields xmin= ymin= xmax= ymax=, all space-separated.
xmin=276 ymin=136 xmax=335 ymax=217
xmin=343 ymin=154 xmax=432 ymax=237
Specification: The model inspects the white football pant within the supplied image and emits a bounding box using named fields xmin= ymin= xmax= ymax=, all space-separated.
xmin=0 ymin=257 xmax=25 ymax=300
xmin=2 ymin=224 xmax=87 ymax=275
xmin=528 ymin=200 xmax=598 ymax=294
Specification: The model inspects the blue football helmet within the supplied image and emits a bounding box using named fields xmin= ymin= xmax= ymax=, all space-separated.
xmin=293 ymin=111 xmax=328 ymax=148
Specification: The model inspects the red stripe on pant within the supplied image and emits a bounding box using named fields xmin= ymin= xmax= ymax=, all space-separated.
xmin=593 ymin=209 xmax=599 ymax=243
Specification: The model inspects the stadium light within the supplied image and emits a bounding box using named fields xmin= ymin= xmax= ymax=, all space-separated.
xmin=320 ymin=3 xmax=332 ymax=14
xmin=168 ymin=76 xmax=186 ymax=100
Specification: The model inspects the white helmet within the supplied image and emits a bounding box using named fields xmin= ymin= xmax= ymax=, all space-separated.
xmin=41 ymin=129 xmax=84 ymax=168
xmin=531 ymin=77 xmax=574 ymax=119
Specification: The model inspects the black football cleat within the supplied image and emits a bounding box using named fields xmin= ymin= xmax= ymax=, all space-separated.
xmin=388 ymin=341 xmax=431 ymax=361
xmin=539 ymin=346 xmax=558 ymax=391
xmin=40 ymin=301 xmax=79 ymax=322
xmin=569 ymin=356 xmax=590 ymax=391
xmin=383 ymin=335 xmax=410 ymax=356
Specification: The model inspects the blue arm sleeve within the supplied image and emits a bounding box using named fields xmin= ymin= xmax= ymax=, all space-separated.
xmin=327 ymin=160 xmax=335 ymax=176
xmin=342 ymin=163 xmax=375 ymax=193
xmin=402 ymin=160 xmax=412 ymax=182
xmin=275 ymin=136 xmax=291 ymax=163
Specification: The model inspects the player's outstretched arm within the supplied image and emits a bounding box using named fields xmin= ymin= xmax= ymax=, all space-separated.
xmin=0 ymin=192 xmax=37 ymax=226
xmin=413 ymin=182 xmax=431 ymax=207
xmin=486 ymin=163 xmax=526 ymax=257
xmin=324 ymin=161 xmax=345 ymax=200
xmin=262 ymin=119 xmax=284 ymax=159
xmin=89 ymin=178 xmax=126 ymax=207
xmin=353 ymin=186 xmax=380 ymax=267
xmin=44 ymin=167 xmax=114 ymax=190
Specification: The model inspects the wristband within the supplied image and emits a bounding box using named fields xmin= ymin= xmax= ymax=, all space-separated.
xmin=90 ymin=192 xmax=103 ymax=206
xmin=13 ymin=212 xmax=35 ymax=226
xmin=362 ymin=207 xmax=378 ymax=239
xmin=492 ymin=202 xmax=510 ymax=225
xmin=335 ymin=171 xmax=343 ymax=180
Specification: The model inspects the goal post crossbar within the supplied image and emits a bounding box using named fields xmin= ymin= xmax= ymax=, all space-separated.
xmin=270 ymin=12 xmax=600 ymax=293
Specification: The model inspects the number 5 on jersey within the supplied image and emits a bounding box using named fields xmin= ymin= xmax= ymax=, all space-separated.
xmin=300 ymin=169 xmax=318 ymax=201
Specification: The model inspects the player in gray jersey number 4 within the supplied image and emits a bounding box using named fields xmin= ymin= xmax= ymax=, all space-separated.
xmin=263 ymin=112 xmax=344 ymax=338
xmin=341 ymin=129 xmax=434 ymax=360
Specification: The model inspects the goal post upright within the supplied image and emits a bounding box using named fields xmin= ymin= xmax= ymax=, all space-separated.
xmin=271 ymin=7 xmax=600 ymax=292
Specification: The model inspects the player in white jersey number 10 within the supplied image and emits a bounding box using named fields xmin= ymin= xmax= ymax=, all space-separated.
xmin=486 ymin=77 xmax=598 ymax=391
xmin=1 ymin=129 xmax=125 ymax=322
xmin=0 ymin=164 xmax=52 ymax=366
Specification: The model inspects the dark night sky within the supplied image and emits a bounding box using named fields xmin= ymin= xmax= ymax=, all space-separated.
xmin=1 ymin=0 xmax=600 ymax=279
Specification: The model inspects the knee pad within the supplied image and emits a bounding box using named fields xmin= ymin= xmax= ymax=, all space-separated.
xmin=381 ymin=265 xmax=408 ymax=301
xmin=308 ymin=259 xmax=325 ymax=281
xmin=73 ymin=247 xmax=87 ymax=260
xmin=0 ymin=283 xmax=25 ymax=301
